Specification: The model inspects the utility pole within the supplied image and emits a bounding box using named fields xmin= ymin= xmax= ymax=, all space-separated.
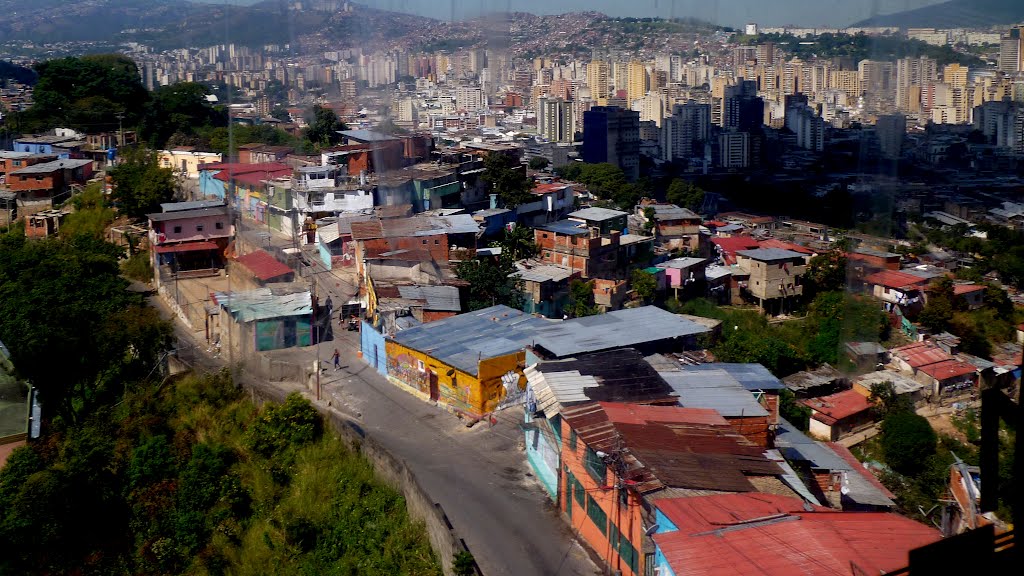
xmin=115 ymin=111 xmax=125 ymax=148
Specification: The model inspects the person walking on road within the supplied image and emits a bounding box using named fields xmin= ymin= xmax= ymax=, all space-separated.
xmin=332 ymin=348 xmax=341 ymax=370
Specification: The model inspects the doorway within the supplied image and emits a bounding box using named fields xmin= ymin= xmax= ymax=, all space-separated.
xmin=428 ymin=371 xmax=439 ymax=401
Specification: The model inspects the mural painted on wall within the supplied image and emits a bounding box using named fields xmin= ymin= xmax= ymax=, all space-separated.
xmin=387 ymin=353 xmax=429 ymax=394
xmin=496 ymin=369 xmax=527 ymax=410
xmin=439 ymin=376 xmax=474 ymax=414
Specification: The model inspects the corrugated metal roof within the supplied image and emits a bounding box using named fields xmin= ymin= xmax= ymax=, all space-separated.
xmin=680 ymin=363 xmax=785 ymax=391
xmin=390 ymin=305 xmax=550 ymax=375
xmin=525 ymin=366 xmax=599 ymax=418
xmin=647 ymin=204 xmax=700 ymax=221
xmin=212 ymin=287 xmax=311 ymax=322
xmin=340 ymin=129 xmax=397 ymax=142
xmin=532 ymin=306 xmax=710 ymax=358
xmin=567 ymin=206 xmax=627 ymax=222
xmin=236 ymin=250 xmax=294 ymax=281
xmin=864 ymin=270 xmax=930 ymax=290
xmin=147 ymin=206 xmax=229 ymax=222
xmin=735 ymin=248 xmax=806 ymax=262
xmin=852 ymin=370 xmax=925 ymax=395
xmin=891 ymin=341 xmax=950 ymax=368
xmin=657 ymin=257 xmax=708 ymax=270
xmin=350 ymin=214 xmax=480 ymax=240
xmin=160 ymin=200 xmax=224 ymax=212
xmin=917 ymin=359 xmax=977 ymax=380
xmin=651 ymin=494 xmax=937 ymax=576
xmin=561 ymin=402 xmax=779 ymax=493
xmin=10 ymin=158 xmax=92 ymax=174
xmin=396 ymin=285 xmax=462 ymax=311
xmin=513 ymin=262 xmax=575 ymax=283
xmin=317 ymin=222 xmax=341 ymax=244
xmin=658 ymin=369 xmax=769 ymax=417
xmin=528 ymin=349 xmax=676 ymax=413
xmin=800 ymin=389 xmax=873 ymax=424
xmin=537 ymin=220 xmax=589 ymax=236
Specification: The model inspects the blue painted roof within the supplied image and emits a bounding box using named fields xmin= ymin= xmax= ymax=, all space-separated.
xmin=391 ymin=305 xmax=551 ymax=375
xmin=680 ymin=363 xmax=785 ymax=391
xmin=537 ymin=220 xmax=588 ymax=236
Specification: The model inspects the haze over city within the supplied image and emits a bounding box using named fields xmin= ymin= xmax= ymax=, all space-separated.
xmin=195 ymin=0 xmax=948 ymax=27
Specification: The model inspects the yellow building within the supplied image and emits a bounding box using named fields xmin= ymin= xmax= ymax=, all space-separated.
xmin=627 ymin=61 xmax=649 ymax=105
xmin=385 ymin=305 xmax=549 ymax=418
xmin=158 ymin=149 xmax=223 ymax=178
xmin=943 ymin=63 xmax=969 ymax=90
xmin=588 ymin=60 xmax=610 ymax=101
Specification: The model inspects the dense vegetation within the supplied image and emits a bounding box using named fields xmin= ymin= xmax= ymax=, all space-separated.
xmin=0 ymin=60 xmax=37 ymax=86
xmin=0 ymin=374 xmax=441 ymax=575
xmin=673 ymin=290 xmax=889 ymax=378
xmin=455 ymin=227 xmax=533 ymax=311
xmin=857 ymin=385 xmax=1018 ymax=525
xmin=13 ymin=56 xmax=344 ymax=154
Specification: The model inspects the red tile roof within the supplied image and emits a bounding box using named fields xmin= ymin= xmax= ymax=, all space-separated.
xmin=235 ymin=250 xmax=294 ymax=281
xmin=532 ymin=182 xmax=570 ymax=195
xmin=712 ymin=235 xmax=760 ymax=264
xmin=864 ymin=270 xmax=930 ymax=290
xmin=600 ymin=402 xmax=728 ymax=427
xmin=799 ymin=389 xmax=873 ymax=425
xmin=917 ymin=359 xmax=977 ymax=381
xmin=209 ymin=162 xmax=292 ymax=183
xmin=892 ymin=342 xmax=951 ymax=369
xmin=652 ymin=494 xmax=940 ymax=576
xmin=952 ymin=283 xmax=985 ymax=295
xmin=758 ymin=238 xmax=814 ymax=255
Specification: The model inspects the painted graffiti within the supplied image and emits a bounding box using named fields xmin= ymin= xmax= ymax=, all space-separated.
xmin=387 ymin=353 xmax=429 ymax=394
xmin=496 ymin=369 xmax=527 ymax=410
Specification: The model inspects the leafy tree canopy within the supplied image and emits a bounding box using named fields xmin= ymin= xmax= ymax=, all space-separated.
xmin=109 ymin=148 xmax=177 ymax=220
xmin=631 ymin=269 xmax=657 ymax=304
xmin=303 ymin=105 xmax=346 ymax=149
xmin=30 ymin=55 xmax=147 ymax=132
xmin=566 ymin=279 xmax=599 ymax=318
xmin=455 ymin=254 xmax=524 ymax=312
xmin=139 ymin=82 xmax=227 ymax=148
xmin=665 ymin=179 xmax=705 ymax=212
xmin=0 ymin=231 xmax=171 ymax=423
xmin=881 ymin=410 xmax=937 ymax=475
xmin=483 ymin=153 xmax=533 ymax=208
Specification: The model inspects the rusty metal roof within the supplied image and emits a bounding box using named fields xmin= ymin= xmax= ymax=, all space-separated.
xmin=560 ymin=402 xmax=781 ymax=493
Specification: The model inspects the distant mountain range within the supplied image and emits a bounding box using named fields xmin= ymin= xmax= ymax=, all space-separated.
xmin=853 ymin=0 xmax=1024 ymax=29
xmin=0 ymin=0 xmax=192 ymax=43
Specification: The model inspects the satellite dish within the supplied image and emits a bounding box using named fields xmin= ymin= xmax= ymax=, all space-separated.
xmin=644 ymin=524 xmax=660 ymax=536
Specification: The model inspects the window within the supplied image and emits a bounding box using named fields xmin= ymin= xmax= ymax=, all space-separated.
xmin=434 ymin=239 xmax=439 ymax=245
xmin=586 ymin=494 xmax=607 ymax=535
xmin=196 ymin=224 xmax=204 ymax=232
xmin=619 ymin=537 xmax=638 ymax=573
xmin=568 ymin=429 xmax=577 ymax=451
xmin=416 ymin=359 xmax=425 ymax=372
xmin=542 ymin=233 xmax=548 ymax=238
xmin=584 ymin=447 xmax=606 ymax=483
xmin=173 ymin=225 xmax=182 ymax=234
xmin=215 ymin=221 xmax=224 ymax=230
xmin=573 ymin=475 xmax=584 ymax=508
xmin=422 ymin=239 xmax=427 ymax=245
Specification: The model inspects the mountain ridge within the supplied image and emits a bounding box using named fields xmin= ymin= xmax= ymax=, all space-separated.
xmin=852 ymin=0 xmax=1024 ymax=29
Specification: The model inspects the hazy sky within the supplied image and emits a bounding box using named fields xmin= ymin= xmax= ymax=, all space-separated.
xmin=356 ymin=0 xmax=948 ymax=27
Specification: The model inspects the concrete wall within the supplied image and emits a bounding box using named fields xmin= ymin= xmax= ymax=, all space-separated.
xmin=360 ymin=321 xmax=388 ymax=376
xmin=524 ymin=417 xmax=559 ymax=500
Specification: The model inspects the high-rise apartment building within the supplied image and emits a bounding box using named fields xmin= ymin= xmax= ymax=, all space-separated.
xmin=537 ymin=97 xmax=575 ymax=143
xmin=875 ymin=114 xmax=907 ymax=159
xmin=895 ymin=56 xmax=937 ymax=112
xmin=582 ymin=106 xmax=640 ymax=181
xmin=455 ymin=85 xmax=485 ymax=113
xmin=627 ymin=61 xmax=649 ymax=105
xmin=723 ymin=79 xmax=763 ymax=131
xmin=661 ymin=101 xmax=711 ymax=162
xmin=587 ymin=60 xmax=610 ymax=102
xmin=998 ymin=27 xmax=1023 ymax=74
xmin=717 ymin=131 xmax=750 ymax=169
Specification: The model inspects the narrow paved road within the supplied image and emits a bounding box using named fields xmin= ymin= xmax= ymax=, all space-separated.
xmin=148 ymin=284 xmax=599 ymax=576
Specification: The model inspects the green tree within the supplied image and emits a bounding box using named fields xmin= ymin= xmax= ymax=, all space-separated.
xmin=30 ymin=55 xmax=148 ymax=131
xmin=483 ymin=153 xmax=533 ymax=208
xmin=804 ymin=249 xmax=848 ymax=297
xmin=528 ymin=157 xmax=550 ymax=170
xmin=493 ymin=224 xmax=536 ymax=262
xmin=139 ymin=82 xmax=226 ymax=148
xmin=303 ymin=105 xmax=346 ymax=148
xmin=869 ymin=381 xmax=914 ymax=418
xmin=919 ymin=278 xmax=955 ymax=332
xmin=665 ymin=179 xmax=705 ymax=212
xmin=630 ymin=269 xmax=657 ymax=304
xmin=779 ymin=389 xmax=811 ymax=431
xmin=881 ymin=410 xmax=937 ymax=475
xmin=0 ymin=233 xmax=171 ymax=423
xmin=455 ymin=256 xmax=524 ymax=311
xmin=270 ymin=106 xmax=292 ymax=123
xmin=566 ymin=279 xmax=599 ymax=318
xmin=109 ymin=148 xmax=177 ymax=220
